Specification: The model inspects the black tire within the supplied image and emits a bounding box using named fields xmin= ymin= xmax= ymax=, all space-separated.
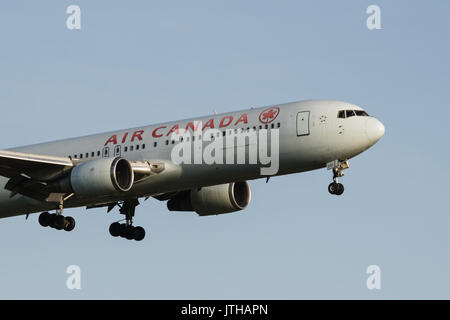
xmin=134 ymin=226 xmax=146 ymax=241
xmin=38 ymin=212 xmax=51 ymax=227
xmin=118 ymin=224 xmax=127 ymax=238
xmin=109 ymin=222 xmax=121 ymax=237
xmin=125 ymin=226 xmax=136 ymax=240
xmin=64 ymin=216 xmax=76 ymax=232
xmin=54 ymin=215 xmax=65 ymax=230
xmin=49 ymin=214 xmax=58 ymax=228
xmin=328 ymin=183 xmax=337 ymax=195
xmin=336 ymin=183 xmax=344 ymax=195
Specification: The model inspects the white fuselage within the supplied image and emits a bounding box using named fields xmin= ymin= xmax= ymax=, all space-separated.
xmin=0 ymin=100 xmax=385 ymax=218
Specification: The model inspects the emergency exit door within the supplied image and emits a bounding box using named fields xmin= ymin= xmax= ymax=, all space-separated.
xmin=296 ymin=111 xmax=310 ymax=136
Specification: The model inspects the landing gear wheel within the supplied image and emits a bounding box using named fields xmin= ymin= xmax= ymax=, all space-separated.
xmin=49 ymin=214 xmax=58 ymax=228
xmin=134 ymin=226 xmax=146 ymax=241
xmin=328 ymin=183 xmax=337 ymax=195
xmin=109 ymin=222 xmax=122 ymax=237
xmin=335 ymin=183 xmax=344 ymax=195
xmin=54 ymin=215 xmax=65 ymax=230
xmin=38 ymin=212 xmax=51 ymax=227
xmin=124 ymin=225 xmax=136 ymax=240
xmin=64 ymin=216 xmax=76 ymax=232
xmin=328 ymin=182 xmax=344 ymax=195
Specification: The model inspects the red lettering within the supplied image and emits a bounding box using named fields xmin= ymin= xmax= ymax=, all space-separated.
xmin=152 ymin=126 xmax=166 ymax=138
xmin=105 ymin=135 xmax=118 ymax=146
xmin=166 ymin=124 xmax=180 ymax=136
xmin=202 ymin=119 xmax=215 ymax=130
xmin=131 ymin=130 xmax=144 ymax=142
xmin=219 ymin=116 xmax=233 ymax=128
xmin=185 ymin=121 xmax=201 ymax=132
xmin=121 ymin=132 xmax=129 ymax=143
xmin=234 ymin=113 xmax=248 ymax=125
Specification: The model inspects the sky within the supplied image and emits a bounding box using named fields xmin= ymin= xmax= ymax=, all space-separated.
xmin=0 ymin=0 xmax=449 ymax=299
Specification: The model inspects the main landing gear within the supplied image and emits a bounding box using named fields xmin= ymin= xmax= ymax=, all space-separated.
xmin=39 ymin=212 xmax=76 ymax=231
xmin=38 ymin=195 xmax=76 ymax=231
xmin=109 ymin=199 xmax=146 ymax=241
xmin=327 ymin=160 xmax=349 ymax=196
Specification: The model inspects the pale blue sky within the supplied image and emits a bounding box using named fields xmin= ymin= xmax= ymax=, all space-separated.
xmin=0 ymin=0 xmax=449 ymax=299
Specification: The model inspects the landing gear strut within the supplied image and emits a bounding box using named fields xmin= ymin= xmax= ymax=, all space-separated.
xmin=38 ymin=194 xmax=76 ymax=231
xmin=109 ymin=199 xmax=146 ymax=241
xmin=327 ymin=160 xmax=349 ymax=196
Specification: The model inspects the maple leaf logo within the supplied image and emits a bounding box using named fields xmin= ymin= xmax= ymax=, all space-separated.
xmin=259 ymin=107 xmax=280 ymax=124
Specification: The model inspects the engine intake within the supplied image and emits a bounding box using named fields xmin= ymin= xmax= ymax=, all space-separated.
xmin=56 ymin=157 xmax=134 ymax=196
xmin=167 ymin=181 xmax=251 ymax=216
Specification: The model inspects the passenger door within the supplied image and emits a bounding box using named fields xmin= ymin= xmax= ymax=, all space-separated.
xmin=296 ymin=111 xmax=310 ymax=136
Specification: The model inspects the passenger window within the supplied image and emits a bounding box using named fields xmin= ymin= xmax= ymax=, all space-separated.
xmin=142 ymin=144 xmax=146 ymax=149
xmin=338 ymin=110 xmax=346 ymax=118
xmin=136 ymin=145 xmax=140 ymax=150
xmin=130 ymin=146 xmax=134 ymax=151
xmin=91 ymin=152 xmax=95 ymax=157
xmin=97 ymin=151 xmax=101 ymax=157
xmin=153 ymin=142 xmax=157 ymax=147
xmin=80 ymin=154 xmax=83 ymax=159
xmin=346 ymin=110 xmax=355 ymax=118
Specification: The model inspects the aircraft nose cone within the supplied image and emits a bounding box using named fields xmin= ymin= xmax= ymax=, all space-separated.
xmin=365 ymin=118 xmax=385 ymax=143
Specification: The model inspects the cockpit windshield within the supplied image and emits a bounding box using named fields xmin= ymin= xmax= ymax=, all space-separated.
xmin=338 ymin=110 xmax=369 ymax=118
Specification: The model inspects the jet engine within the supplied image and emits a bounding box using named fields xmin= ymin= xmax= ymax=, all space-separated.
xmin=55 ymin=157 xmax=134 ymax=196
xmin=167 ymin=181 xmax=251 ymax=216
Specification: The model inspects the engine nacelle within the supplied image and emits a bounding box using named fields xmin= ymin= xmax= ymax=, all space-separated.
xmin=58 ymin=157 xmax=134 ymax=196
xmin=167 ymin=181 xmax=251 ymax=216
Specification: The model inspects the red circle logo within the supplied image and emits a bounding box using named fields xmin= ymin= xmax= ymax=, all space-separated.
xmin=259 ymin=107 xmax=280 ymax=124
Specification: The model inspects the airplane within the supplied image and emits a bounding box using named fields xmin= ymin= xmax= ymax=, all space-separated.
xmin=0 ymin=100 xmax=385 ymax=241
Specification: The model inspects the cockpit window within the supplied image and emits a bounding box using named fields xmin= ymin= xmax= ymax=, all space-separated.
xmin=337 ymin=109 xmax=370 ymax=118
xmin=346 ymin=110 xmax=356 ymax=118
xmin=355 ymin=110 xmax=369 ymax=116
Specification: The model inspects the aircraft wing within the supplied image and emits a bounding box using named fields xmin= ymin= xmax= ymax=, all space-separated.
xmin=0 ymin=150 xmax=163 ymax=203
xmin=0 ymin=150 xmax=74 ymax=201
xmin=0 ymin=150 xmax=74 ymax=180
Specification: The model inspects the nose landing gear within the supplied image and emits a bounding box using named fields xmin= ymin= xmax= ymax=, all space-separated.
xmin=328 ymin=181 xmax=344 ymax=195
xmin=327 ymin=160 xmax=349 ymax=196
